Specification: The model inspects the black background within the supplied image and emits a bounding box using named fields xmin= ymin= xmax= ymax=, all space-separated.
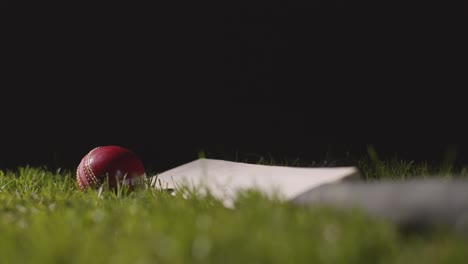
xmin=3 ymin=5 xmax=467 ymax=173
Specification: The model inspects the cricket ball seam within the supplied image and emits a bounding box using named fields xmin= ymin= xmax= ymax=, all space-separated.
xmin=76 ymin=166 xmax=85 ymax=191
xmin=85 ymin=147 xmax=100 ymax=185
xmin=84 ymin=154 xmax=93 ymax=185
xmin=76 ymin=147 xmax=100 ymax=191
xmin=78 ymin=160 xmax=91 ymax=191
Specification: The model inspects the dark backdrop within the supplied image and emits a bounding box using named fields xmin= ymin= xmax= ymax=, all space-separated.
xmin=3 ymin=5 xmax=466 ymax=172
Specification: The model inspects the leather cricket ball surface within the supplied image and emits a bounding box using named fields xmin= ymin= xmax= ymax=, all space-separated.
xmin=76 ymin=145 xmax=147 ymax=191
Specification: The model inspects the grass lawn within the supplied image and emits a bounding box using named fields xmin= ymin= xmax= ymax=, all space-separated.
xmin=1 ymin=152 xmax=468 ymax=264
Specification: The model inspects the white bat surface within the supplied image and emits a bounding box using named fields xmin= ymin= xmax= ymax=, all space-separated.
xmin=149 ymin=158 xmax=360 ymax=206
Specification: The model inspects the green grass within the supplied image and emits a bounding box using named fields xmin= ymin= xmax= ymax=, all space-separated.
xmin=1 ymin=156 xmax=468 ymax=264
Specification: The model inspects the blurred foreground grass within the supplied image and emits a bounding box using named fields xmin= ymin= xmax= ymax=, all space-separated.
xmin=1 ymin=156 xmax=468 ymax=264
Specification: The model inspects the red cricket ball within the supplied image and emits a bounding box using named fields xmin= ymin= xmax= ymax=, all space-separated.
xmin=76 ymin=145 xmax=147 ymax=191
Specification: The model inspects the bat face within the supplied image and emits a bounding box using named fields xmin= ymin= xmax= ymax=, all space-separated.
xmin=149 ymin=158 xmax=360 ymax=206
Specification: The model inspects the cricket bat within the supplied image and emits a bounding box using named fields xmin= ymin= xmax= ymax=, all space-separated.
xmin=149 ymin=158 xmax=361 ymax=206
